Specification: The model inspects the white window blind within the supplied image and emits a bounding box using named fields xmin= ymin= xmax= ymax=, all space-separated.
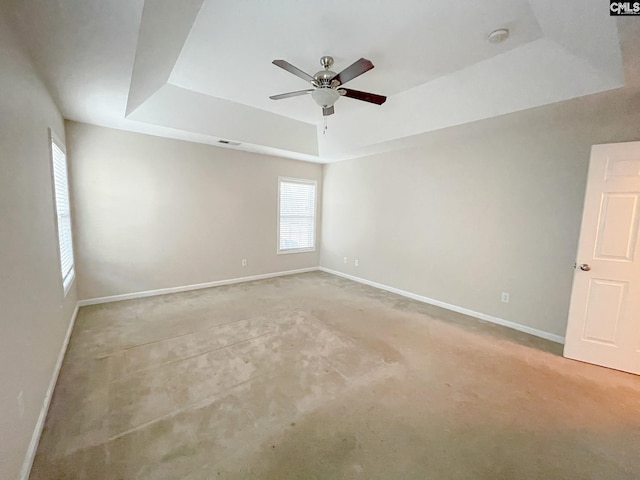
xmin=51 ymin=135 xmax=75 ymax=293
xmin=278 ymin=178 xmax=317 ymax=253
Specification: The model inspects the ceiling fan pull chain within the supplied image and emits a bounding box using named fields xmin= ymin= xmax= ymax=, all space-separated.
xmin=324 ymin=116 xmax=327 ymax=134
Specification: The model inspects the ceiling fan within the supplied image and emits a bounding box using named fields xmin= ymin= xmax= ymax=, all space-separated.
xmin=269 ymin=56 xmax=386 ymax=117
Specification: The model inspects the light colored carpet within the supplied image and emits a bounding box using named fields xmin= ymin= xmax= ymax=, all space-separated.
xmin=31 ymin=271 xmax=640 ymax=479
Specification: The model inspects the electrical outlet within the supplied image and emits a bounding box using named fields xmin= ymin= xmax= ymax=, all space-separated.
xmin=241 ymin=259 xmax=247 ymax=267
xmin=343 ymin=257 xmax=348 ymax=264
xmin=354 ymin=259 xmax=359 ymax=267
xmin=501 ymin=292 xmax=510 ymax=303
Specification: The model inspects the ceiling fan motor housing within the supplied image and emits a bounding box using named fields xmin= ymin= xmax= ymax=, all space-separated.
xmin=314 ymin=56 xmax=337 ymax=86
xmin=314 ymin=70 xmax=337 ymax=86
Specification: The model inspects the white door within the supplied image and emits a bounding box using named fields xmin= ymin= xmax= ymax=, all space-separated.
xmin=564 ymin=141 xmax=640 ymax=375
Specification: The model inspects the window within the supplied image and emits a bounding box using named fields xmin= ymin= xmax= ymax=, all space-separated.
xmin=278 ymin=177 xmax=317 ymax=253
xmin=50 ymin=131 xmax=75 ymax=294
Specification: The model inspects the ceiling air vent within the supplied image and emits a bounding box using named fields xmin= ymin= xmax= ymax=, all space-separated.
xmin=218 ymin=139 xmax=241 ymax=146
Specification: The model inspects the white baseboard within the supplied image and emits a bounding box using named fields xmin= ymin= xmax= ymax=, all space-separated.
xmin=79 ymin=266 xmax=565 ymax=344
xmin=77 ymin=267 xmax=320 ymax=306
xmin=21 ymin=302 xmax=80 ymax=480
xmin=319 ymin=267 xmax=565 ymax=344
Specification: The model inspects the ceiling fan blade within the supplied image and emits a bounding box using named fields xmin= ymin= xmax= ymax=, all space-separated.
xmin=341 ymin=88 xmax=386 ymax=105
xmin=269 ymin=89 xmax=314 ymax=100
xmin=332 ymin=58 xmax=374 ymax=86
xmin=323 ymin=106 xmax=335 ymax=116
xmin=272 ymin=60 xmax=315 ymax=83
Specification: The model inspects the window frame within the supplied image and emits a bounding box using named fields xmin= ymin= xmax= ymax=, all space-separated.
xmin=277 ymin=176 xmax=318 ymax=255
xmin=49 ymin=129 xmax=75 ymax=296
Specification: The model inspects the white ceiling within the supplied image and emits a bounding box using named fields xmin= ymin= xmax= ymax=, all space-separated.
xmin=4 ymin=0 xmax=631 ymax=162
xmin=170 ymin=0 xmax=544 ymax=123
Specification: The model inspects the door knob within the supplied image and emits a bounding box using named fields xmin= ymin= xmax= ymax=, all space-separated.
xmin=579 ymin=264 xmax=591 ymax=271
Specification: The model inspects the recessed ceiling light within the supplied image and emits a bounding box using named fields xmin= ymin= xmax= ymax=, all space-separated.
xmin=488 ymin=28 xmax=509 ymax=44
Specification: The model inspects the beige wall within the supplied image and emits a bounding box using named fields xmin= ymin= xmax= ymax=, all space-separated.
xmin=321 ymin=87 xmax=640 ymax=338
xmin=0 ymin=12 xmax=77 ymax=479
xmin=66 ymin=122 xmax=322 ymax=300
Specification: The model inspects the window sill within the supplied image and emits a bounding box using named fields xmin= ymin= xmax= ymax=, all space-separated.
xmin=277 ymin=247 xmax=316 ymax=255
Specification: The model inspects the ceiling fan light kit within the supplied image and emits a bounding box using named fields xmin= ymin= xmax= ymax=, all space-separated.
xmin=311 ymin=88 xmax=340 ymax=108
xmin=269 ymin=55 xmax=386 ymax=122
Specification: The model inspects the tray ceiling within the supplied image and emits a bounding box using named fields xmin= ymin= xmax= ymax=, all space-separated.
xmin=5 ymin=0 xmax=626 ymax=162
